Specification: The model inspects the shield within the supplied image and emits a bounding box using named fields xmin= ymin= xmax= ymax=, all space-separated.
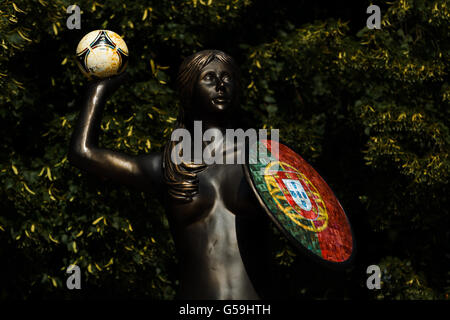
xmin=244 ymin=139 xmax=355 ymax=267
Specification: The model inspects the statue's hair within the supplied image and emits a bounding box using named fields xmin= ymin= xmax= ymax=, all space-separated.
xmin=163 ymin=50 xmax=240 ymax=201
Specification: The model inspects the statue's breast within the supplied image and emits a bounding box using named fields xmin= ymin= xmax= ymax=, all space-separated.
xmin=165 ymin=163 xmax=260 ymax=227
xmin=217 ymin=163 xmax=261 ymax=216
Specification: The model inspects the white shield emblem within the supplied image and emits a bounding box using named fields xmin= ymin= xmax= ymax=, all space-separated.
xmin=282 ymin=179 xmax=312 ymax=211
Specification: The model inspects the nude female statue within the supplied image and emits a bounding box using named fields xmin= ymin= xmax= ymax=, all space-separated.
xmin=69 ymin=50 xmax=273 ymax=299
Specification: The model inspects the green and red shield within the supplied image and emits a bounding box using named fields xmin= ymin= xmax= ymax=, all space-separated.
xmin=244 ymin=139 xmax=354 ymax=267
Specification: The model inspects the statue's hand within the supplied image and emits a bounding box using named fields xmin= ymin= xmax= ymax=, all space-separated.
xmin=88 ymin=72 xmax=129 ymax=95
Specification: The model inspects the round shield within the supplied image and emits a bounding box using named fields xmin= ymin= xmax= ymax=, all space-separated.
xmin=244 ymin=139 xmax=355 ymax=267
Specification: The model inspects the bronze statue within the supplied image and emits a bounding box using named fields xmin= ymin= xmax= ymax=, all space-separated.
xmin=69 ymin=50 xmax=273 ymax=299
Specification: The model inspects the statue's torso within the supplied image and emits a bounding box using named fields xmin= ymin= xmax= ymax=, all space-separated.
xmin=162 ymin=161 xmax=271 ymax=299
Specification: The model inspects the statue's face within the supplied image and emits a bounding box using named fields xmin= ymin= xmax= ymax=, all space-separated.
xmin=193 ymin=59 xmax=235 ymax=116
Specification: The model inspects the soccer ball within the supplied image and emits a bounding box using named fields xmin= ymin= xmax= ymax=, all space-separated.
xmin=76 ymin=30 xmax=129 ymax=79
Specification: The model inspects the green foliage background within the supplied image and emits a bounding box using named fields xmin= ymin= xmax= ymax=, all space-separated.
xmin=0 ymin=0 xmax=448 ymax=299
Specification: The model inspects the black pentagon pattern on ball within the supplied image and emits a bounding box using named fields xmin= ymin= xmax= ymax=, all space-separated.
xmin=90 ymin=30 xmax=116 ymax=49
xmin=117 ymin=48 xmax=129 ymax=73
xmin=76 ymin=48 xmax=90 ymax=73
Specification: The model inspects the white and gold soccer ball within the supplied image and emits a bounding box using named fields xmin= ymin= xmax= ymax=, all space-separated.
xmin=76 ymin=30 xmax=128 ymax=79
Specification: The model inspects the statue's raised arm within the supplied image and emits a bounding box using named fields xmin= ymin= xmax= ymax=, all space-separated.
xmin=68 ymin=74 xmax=163 ymax=191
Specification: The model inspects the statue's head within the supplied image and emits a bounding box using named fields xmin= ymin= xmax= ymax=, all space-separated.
xmin=176 ymin=50 xmax=241 ymax=123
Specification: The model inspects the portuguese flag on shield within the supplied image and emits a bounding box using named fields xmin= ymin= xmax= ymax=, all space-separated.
xmin=246 ymin=139 xmax=354 ymax=264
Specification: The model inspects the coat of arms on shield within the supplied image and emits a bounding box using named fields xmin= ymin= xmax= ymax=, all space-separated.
xmin=265 ymin=162 xmax=328 ymax=233
xmin=281 ymin=178 xmax=312 ymax=211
